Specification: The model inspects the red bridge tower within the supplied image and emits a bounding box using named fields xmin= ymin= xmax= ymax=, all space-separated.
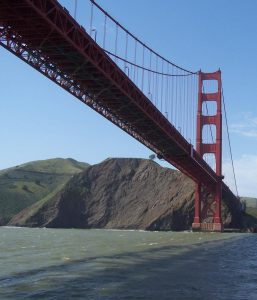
xmin=192 ymin=70 xmax=223 ymax=232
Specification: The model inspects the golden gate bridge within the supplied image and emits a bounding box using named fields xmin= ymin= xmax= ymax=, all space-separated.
xmin=0 ymin=0 xmax=240 ymax=231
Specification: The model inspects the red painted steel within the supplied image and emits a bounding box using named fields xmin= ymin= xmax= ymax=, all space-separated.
xmin=192 ymin=71 xmax=223 ymax=231
xmin=0 ymin=0 xmax=239 ymax=230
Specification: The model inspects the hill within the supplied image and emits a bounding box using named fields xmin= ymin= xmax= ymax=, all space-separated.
xmin=9 ymin=158 xmax=242 ymax=230
xmin=239 ymin=197 xmax=257 ymax=230
xmin=240 ymin=197 xmax=257 ymax=208
xmin=0 ymin=158 xmax=89 ymax=224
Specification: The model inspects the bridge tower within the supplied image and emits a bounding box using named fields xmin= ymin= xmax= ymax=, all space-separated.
xmin=192 ymin=70 xmax=223 ymax=232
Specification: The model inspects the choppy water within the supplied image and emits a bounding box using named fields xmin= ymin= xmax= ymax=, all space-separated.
xmin=0 ymin=227 xmax=256 ymax=300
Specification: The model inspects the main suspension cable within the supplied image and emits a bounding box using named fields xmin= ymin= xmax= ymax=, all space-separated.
xmin=222 ymin=86 xmax=239 ymax=197
xmin=104 ymin=50 xmax=195 ymax=77
xmin=89 ymin=0 xmax=197 ymax=75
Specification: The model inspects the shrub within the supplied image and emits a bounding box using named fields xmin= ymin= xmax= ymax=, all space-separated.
xmin=22 ymin=185 xmax=29 ymax=192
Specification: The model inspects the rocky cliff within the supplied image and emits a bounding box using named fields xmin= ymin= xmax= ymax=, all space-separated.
xmin=9 ymin=158 xmax=242 ymax=230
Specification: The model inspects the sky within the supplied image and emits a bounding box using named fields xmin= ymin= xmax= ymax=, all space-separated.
xmin=1 ymin=0 xmax=257 ymax=197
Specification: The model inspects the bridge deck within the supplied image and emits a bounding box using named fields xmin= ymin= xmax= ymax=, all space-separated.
xmin=0 ymin=0 xmax=237 ymax=202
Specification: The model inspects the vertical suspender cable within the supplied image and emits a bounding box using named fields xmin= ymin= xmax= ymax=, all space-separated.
xmin=103 ymin=13 xmax=107 ymax=49
xmin=166 ymin=63 xmax=169 ymax=120
xmin=155 ymin=56 xmax=159 ymax=107
xmin=90 ymin=1 xmax=94 ymax=36
xmin=194 ymin=74 xmax=198 ymax=147
xmin=187 ymin=75 xmax=191 ymax=142
xmin=182 ymin=72 xmax=184 ymax=137
xmin=152 ymin=54 xmax=156 ymax=105
xmin=185 ymin=75 xmax=188 ymax=139
xmin=171 ymin=65 xmax=174 ymax=124
xmin=183 ymin=74 xmax=185 ymax=136
xmin=141 ymin=46 xmax=145 ymax=91
xmin=161 ymin=59 xmax=164 ymax=113
xmin=175 ymin=68 xmax=178 ymax=128
xmin=181 ymin=74 xmax=184 ymax=135
xmin=184 ymin=74 xmax=186 ymax=137
xmin=133 ymin=40 xmax=137 ymax=82
xmin=190 ymin=75 xmax=193 ymax=144
xmin=114 ymin=24 xmax=118 ymax=63
xmin=178 ymin=72 xmax=182 ymax=132
xmin=124 ymin=32 xmax=128 ymax=70
xmin=148 ymin=51 xmax=152 ymax=97
xmin=74 ymin=0 xmax=78 ymax=20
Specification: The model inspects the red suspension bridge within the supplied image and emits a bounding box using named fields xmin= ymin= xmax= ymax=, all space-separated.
xmin=0 ymin=0 xmax=240 ymax=231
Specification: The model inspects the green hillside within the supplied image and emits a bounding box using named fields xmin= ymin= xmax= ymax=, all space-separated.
xmin=240 ymin=197 xmax=257 ymax=208
xmin=246 ymin=207 xmax=257 ymax=218
xmin=0 ymin=158 xmax=89 ymax=224
xmin=242 ymin=208 xmax=257 ymax=230
xmin=239 ymin=198 xmax=257 ymax=229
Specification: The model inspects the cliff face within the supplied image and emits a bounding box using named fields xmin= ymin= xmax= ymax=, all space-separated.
xmin=9 ymin=158 xmax=242 ymax=231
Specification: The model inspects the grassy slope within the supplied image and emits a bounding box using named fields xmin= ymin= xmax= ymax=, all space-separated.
xmin=238 ymin=197 xmax=257 ymax=229
xmin=242 ymin=209 xmax=257 ymax=229
xmin=240 ymin=197 xmax=257 ymax=208
xmin=0 ymin=158 xmax=88 ymax=223
xmin=10 ymin=181 xmax=67 ymax=226
xmin=246 ymin=207 xmax=257 ymax=218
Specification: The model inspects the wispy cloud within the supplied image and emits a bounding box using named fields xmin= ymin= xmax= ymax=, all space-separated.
xmin=230 ymin=113 xmax=257 ymax=137
xmin=223 ymin=155 xmax=257 ymax=198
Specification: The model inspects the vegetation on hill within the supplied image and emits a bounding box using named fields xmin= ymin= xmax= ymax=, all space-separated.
xmin=239 ymin=197 xmax=257 ymax=230
xmin=0 ymin=158 xmax=88 ymax=224
xmin=240 ymin=197 xmax=257 ymax=208
xmin=246 ymin=207 xmax=257 ymax=218
xmin=241 ymin=208 xmax=257 ymax=231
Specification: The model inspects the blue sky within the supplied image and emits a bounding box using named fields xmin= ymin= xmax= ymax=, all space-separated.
xmin=1 ymin=0 xmax=257 ymax=197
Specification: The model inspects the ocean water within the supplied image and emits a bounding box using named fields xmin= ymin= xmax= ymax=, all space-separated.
xmin=0 ymin=227 xmax=256 ymax=299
